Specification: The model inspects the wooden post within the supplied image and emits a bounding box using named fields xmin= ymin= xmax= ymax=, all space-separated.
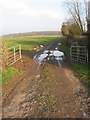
xmin=76 ymin=46 xmax=77 ymax=61
xmin=70 ymin=46 xmax=72 ymax=60
xmin=87 ymin=50 xmax=88 ymax=62
xmin=19 ymin=45 xmax=21 ymax=59
xmin=7 ymin=55 xmax=8 ymax=66
xmin=6 ymin=49 xmax=8 ymax=66
xmin=14 ymin=46 xmax=15 ymax=62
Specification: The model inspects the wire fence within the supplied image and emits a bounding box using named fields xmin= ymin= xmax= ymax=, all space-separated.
xmin=70 ymin=44 xmax=88 ymax=63
xmin=7 ymin=45 xmax=21 ymax=66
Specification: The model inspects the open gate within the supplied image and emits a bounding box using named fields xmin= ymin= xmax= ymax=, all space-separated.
xmin=7 ymin=45 xmax=21 ymax=66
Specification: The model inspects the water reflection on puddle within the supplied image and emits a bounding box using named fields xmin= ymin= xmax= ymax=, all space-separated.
xmin=38 ymin=54 xmax=48 ymax=61
xmin=34 ymin=49 xmax=65 ymax=68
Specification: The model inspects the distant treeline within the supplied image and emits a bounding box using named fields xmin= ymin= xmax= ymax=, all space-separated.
xmin=3 ymin=31 xmax=61 ymax=38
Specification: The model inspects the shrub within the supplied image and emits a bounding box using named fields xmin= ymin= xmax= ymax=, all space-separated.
xmin=61 ymin=23 xmax=69 ymax=36
xmin=2 ymin=41 xmax=8 ymax=71
xmin=66 ymin=34 xmax=74 ymax=47
xmin=82 ymin=32 xmax=88 ymax=36
xmin=69 ymin=24 xmax=81 ymax=35
xmin=74 ymin=36 xmax=88 ymax=48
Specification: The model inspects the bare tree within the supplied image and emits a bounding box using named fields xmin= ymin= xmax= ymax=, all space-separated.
xmin=65 ymin=0 xmax=88 ymax=32
xmin=84 ymin=0 xmax=88 ymax=21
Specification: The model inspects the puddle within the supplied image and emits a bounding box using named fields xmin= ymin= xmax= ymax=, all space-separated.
xmin=49 ymin=53 xmax=53 ymax=56
xmin=55 ymin=47 xmax=58 ymax=50
xmin=53 ymin=50 xmax=64 ymax=57
xmin=57 ymin=60 xmax=62 ymax=67
xmin=43 ymin=50 xmax=49 ymax=54
xmin=33 ymin=54 xmax=37 ymax=60
xmin=37 ymin=54 xmax=48 ymax=62
xmin=34 ymin=47 xmax=37 ymax=50
xmin=34 ymin=49 xmax=65 ymax=68
xmin=50 ymin=50 xmax=54 ymax=54
xmin=58 ymin=43 xmax=61 ymax=46
xmin=37 ymin=50 xmax=40 ymax=52
xmin=40 ymin=45 xmax=44 ymax=47
xmin=55 ymin=57 xmax=63 ymax=61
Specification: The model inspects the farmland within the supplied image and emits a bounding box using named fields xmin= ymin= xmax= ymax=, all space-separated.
xmin=2 ymin=36 xmax=60 ymax=86
xmin=2 ymin=36 xmax=89 ymax=118
xmin=3 ymin=36 xmax=60 ymax=52
xmin=3 ymin=31 xmax=61 ymax=38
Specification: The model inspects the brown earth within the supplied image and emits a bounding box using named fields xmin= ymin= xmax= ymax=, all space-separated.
xmin=2 ymin=37 xmax=89 ymax=119
xmin=2 ymin=55 xmax=34 ymax=102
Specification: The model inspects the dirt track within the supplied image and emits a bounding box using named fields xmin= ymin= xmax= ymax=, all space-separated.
xmin=2 ymin=37 xmax=89 ymax=118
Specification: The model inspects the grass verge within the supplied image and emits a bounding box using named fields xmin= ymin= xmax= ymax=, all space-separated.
xmin=2 ymin=67 xmax=22 ymax=86
xmin=72 ymin=63 xmax=89 ymax=87
xmin=62 ymin=38 xmax=89 ymax=87
xmin=61 ymin=39 xmax=70 ymax=55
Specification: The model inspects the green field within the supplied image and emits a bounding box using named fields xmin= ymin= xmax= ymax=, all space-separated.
xmin=3 ymin=36 xmax=60 ymax=54
xmin=2 ymin=36 xmax=60 ymax=86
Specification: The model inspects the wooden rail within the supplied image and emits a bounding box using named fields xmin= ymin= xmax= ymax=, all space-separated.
xmin=7 ymin=45 xmax=21 ymax=66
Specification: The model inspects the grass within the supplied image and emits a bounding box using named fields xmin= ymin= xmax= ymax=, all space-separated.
xmin=72 ymin=63 xmax=89 ymax=87
xmin=0 ymin=72 xmax=1 ymax=87
xmin=61 ymin=39 xmax=70 ymax=55
xmin=3 ymin=36 xmax=60 ymax=54
xmin=2 ymin=67 xmax=22 ymax=86
xmin=62 ymin=38 xmax=89 ymax=87
xmin=2 ymin=36 xmax=59 ymax=86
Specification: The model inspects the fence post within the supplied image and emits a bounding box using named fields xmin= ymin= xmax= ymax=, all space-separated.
xmin=7 ymin=50 xmax=8 ymax=66
xmin=70 ymin=47 xmax=72 ymax=59
xmin=14 ymin=46 xmax=15 ymax=62
xmin=77 ymin=46 xmax=78 ymax=61
xmin=87 ymin=50 xmax=88 ymax=62
xmin=19 ymin=45 xmax=21 ymax=59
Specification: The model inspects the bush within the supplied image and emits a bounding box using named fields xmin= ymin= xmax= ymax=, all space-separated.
xmin=61 ymin=39 xmax=70 ymax=55
xmin=69 ymin=24 xmax=81 ymax=35
xmin=66 ymin=34 xmax=74 ymax=47
xmin=66 ymin=35 xmax=88 ymax=48
xmin=2 ymin=41 xmax=8 ymax=71
xmin=74 ymin=36 xmax=88 ymax=48
xmin=82 ymin=32 xmax=88 ymax=36
xmin=61 ymin=23 xmax=69 ymax=36
xmin=62 ymin=27 xmax=69 ymax=36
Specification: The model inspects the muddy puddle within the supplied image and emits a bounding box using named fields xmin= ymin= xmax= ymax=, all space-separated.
xmin=33 ymin=49 xmax=65 ymax=68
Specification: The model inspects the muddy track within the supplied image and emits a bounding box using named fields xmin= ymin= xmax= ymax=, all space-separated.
xmin=2 ymin=38 xmax=61 ymax=104
xmin=2 ymin=61 xmax=37 ymax=104
xmin=2 ymin=37 xmax=89 ymax=119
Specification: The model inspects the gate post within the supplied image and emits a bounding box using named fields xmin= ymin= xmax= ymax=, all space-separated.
xmin=19 ymin=45 xmax=21 ymax=59
xmin=76 ymin=45 xmax=78 ymax=62
xmin=14 ymin=46 xmax=15 ymax=62
xmin=87 ymin=50 xmax=88 ymax=62
xmin=70 ymin=46 xmax=71 ymax=59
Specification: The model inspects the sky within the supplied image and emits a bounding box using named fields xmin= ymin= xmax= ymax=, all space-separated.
xmin=0 ymin=0 xmax=76 ymax=35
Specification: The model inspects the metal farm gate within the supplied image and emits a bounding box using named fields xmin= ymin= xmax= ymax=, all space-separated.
xmin=7 ymin=45 xmax=21 ymax=66
xmin=70 ymin=43 xmax=88 ymax=63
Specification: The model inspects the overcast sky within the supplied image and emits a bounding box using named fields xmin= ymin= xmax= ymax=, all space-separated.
xmin=0 ymin=0 xmax=70 ymax=35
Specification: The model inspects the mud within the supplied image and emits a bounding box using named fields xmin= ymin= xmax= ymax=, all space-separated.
xmin=2 ymin=37 xmax=89 ymax=119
